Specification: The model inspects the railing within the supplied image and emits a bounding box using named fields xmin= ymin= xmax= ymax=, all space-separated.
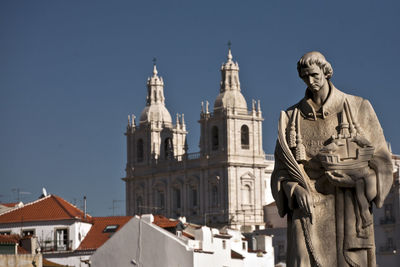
xmin=265 ymin=154 xmax=274 ymax=161
xmin=241 ymin=144 xmax=250 ymax=150
xmin=379 ymin=245 xmax=397 ymax=253
xmin=186 ymin=152 xmax=201 ymax=160
xmin=40 ymin=240 xmax=73 ymax=252
xmin=380 ymin=217 xmax=396 ymax=225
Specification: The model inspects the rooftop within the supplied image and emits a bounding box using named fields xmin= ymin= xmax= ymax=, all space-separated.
xmin=77 ymin=216 xmax=132 ymax=251
xmin=0 ymin=195 xmax=92 ymax=224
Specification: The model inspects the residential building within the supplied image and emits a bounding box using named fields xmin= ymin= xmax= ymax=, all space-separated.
xmin=90 ymin=214 xmax=274 ymax=267
xmin=0 ymin=234 xmax=42 ymax=267
xmin=124 ymin=48 xmax=275 ymax=231
xmin=0 ymin=194 xmax=132 ymax=267
xmin=375 ymin=154 xmax=400 ymax=266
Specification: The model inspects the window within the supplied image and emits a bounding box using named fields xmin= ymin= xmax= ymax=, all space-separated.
xmin=243 ymin=185 xmax=251 ymax=204
xmin=212 ymin=185 xmax=218 ymax=205
xmin=174 ymin=188 xmax=181 ymax=209
xmin=385 ymin=203 xmax=393 ymax=218
xmin=164 ymin=138 xmax=173 ymax=159
xmin=55 ymin=228 xmax=68 ymax=250
xmin=222 ymin=240 xmax=226 ymax=249
xmin=156 ymin=190 xmax=165 ymax=210
xmin=136 ymin=196 xmax=143 ymax=214
xmin=388 ymin=237 xmax=394 ymax=248
xmin=241 ymin=125 xmax=249 ymax=149
xmin=22 ymin=229 xmax=35 ymax=237
xmin=211 ymin=126 xmax=219 ymax=150
xmin=137 ymin=139 xmax=144 ymax=162
xmin=191 ymin=188 xmax=198 ymax=207
xmin=0 ymin=231 xmax=11 ymax=235
xmin=242 ymin=241 xmax=247 ymax=250
xmin=103 ymin=225 xmax=119 ymax=233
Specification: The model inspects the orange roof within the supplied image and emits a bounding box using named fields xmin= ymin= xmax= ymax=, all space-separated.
xmin=77 ymin=216 xmax=132 ymax=251
xmin=43 ymin=258 xmax=70 ymax=267
xmin=231 ymin=250 xmax=245 ymax=260
xmin=152 ymin=215 xmax=179 ymax=228
xmin=0 ymin=234 xmax=30 ymax=254
xmin=0 ymin=234 xmax=19 ymax=244
xmin=1 ymin=202 xmax=20 ymax=208
xmin=0 ymin=195 xmax=92 ymax=224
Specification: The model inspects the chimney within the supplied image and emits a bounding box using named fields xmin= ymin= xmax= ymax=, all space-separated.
xmin=84 ymin=196 xmax=87 ymax=219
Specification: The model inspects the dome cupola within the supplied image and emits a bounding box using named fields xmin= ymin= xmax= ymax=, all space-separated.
xmin=139 ymin=63 xmax=172 ymax=126
xmin=214 ymin=48 xmax=247 ymax=111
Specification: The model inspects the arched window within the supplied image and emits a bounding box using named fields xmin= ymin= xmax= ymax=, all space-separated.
xmin=212 ymin=126 xmax=219 ymax=150
xmin=173 ymin=188 xmax=181 ymax=209
xmin=136 ymin=196 xmax=143 ymax=214
xmin=191 ymin=188 xmax=198 ymax=207
xmin=241 ymin=125 xmax=249 ymax=149
xmin=243 ymin=185 xmax=251 ymax=204
xmin=137 ymin=139 xmax=144 ymax=162
xmin=212 ymin=185 xmax=219 ymax=205
xmin=156 ymin=190 xmax=165 ymax=210
xmin=164 ymin=138 xmax=173 ymax=159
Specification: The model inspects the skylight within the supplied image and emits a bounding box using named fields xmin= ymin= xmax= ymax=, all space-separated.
xmin=103 ymin=225 xmax=119 ymax=233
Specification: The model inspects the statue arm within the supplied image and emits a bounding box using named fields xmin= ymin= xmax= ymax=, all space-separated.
xmin=271 ymin=141 xmax=299 ymax=217
xmin=357 ymin=99 xmax=393 ymax=208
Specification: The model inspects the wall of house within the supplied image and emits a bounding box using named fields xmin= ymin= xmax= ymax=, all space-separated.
xmin=91 ymin=216 xmax=194 ymax=267
xmin=44 ymin=253 xmax=91 ymax=267
xmin=0 ymin=254 xmax=42 ymax=267
xmin=0 ymin=220 xmax=92 ymax=251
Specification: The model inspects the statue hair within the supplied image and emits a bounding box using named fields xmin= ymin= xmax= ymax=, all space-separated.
xmin=297 ymin=51 xmax=333 ymax=79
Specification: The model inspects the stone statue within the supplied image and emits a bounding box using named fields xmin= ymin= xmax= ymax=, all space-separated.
xmin=271 ymin=51 xmax=393 ymax=266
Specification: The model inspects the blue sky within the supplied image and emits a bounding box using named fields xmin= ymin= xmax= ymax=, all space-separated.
xmin=1 ymin=0 xmax=399 ymax=216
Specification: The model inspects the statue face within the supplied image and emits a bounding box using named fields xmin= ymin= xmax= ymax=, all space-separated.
xmin=299 ymin=64 xmax=328 ymax=93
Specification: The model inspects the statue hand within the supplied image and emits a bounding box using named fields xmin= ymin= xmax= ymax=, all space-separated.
xmin=326 ymin=171 xmax=355 ymax=188
xmin=294 ymin=185 xmax=314 ymax=221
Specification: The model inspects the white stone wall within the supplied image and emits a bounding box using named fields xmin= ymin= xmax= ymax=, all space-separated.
xmin=91 ymin=215 xmax=274 ymax=267
xmin=0 ymin=220 xmax=92 ymax=251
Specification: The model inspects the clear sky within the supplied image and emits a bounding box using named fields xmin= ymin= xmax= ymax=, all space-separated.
xmin=1 ymin=0 xmax=399 ymax=216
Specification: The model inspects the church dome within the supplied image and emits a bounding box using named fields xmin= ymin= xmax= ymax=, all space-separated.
xmin=139 ymin=104 xmax=172 ymax=125
xmin=214 ymin=91 xmax=247 ymax=110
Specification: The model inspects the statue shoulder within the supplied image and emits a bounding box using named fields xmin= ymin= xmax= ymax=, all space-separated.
xmin=343 ymin=92 xmax=373 ymax=114
xmin=285 ymin=100 xmax=302 ymax=118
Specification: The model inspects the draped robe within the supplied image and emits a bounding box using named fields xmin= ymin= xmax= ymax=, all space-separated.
xmin=271 ymin=83 xmax=393 ymax=267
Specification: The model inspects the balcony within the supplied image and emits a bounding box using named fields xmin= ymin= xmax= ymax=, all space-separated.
xmin=265 ymin=154 xmax=275 ymax=161
xmin=241 ymin=144 xmax=250 ymax=150
xmin=380 ymin=217 xmax=396 ymax=225
xmin=40 ymin=240 xmax=73 ymax=252
xmin=379 ymin=245 xmax=397 ymax=254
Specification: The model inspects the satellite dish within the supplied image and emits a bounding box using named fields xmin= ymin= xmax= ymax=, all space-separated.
xmin=42 ymin=188 xmax=48 ymax=197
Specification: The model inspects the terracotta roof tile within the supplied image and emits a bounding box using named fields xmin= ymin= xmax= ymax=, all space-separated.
xmin=43 ymin=258 xmax=70 ymax=267
xmin=0 ymin=195 xmax=92 ymax=224
xmin=76 ymin=216 xmax=132 ymax=251
xmin=1 ymin=202 xmax=20 ymax=208
xmin=231 ymin=250 xmax=245 ymax=260
xmin=152 ymin=215 xmax=179 ymax=228
xmin=0 ymin=234 xmax=20 ymax=244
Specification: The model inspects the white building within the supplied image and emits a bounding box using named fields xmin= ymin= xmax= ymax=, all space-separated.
xmin=90 ymin=214 xmax=274 ymax=267
xmin=374 ymin=154 xmax=400 ymax=266
xmin=124 ymin=48 xmax=275 ymax=231
xmin=0 ymin=194 xmax=132 ymax=267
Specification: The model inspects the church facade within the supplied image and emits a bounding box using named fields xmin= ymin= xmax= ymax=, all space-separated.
xmin=123 ymin=49 xmax=274 ymax=231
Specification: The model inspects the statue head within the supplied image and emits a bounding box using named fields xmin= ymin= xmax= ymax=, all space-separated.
xmin=297 ymin=51 xmax=333 ymax=79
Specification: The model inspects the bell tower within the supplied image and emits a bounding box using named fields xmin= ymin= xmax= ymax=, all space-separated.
xmin=125 ymin=62 xmax=187 ymax=215
xmin=199 ymin=47 xmax=264 ymax=159
xmin=199 ymin=47 xmax=266 ymax=230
